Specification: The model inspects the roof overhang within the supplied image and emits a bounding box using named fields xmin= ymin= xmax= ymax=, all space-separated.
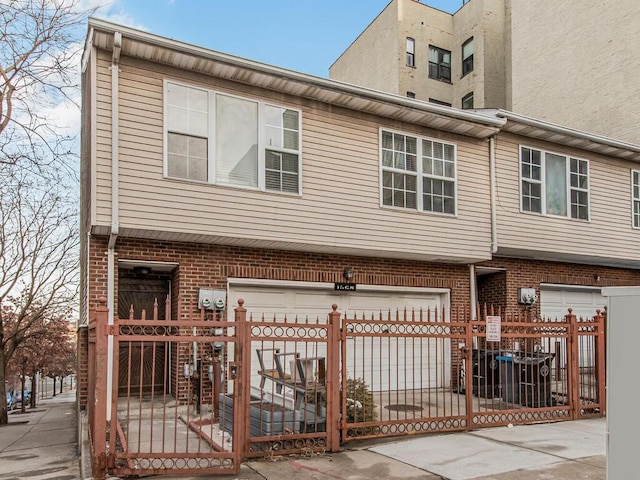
xmin=495 ymin=247 xmax=640 ymax=271
xmin=84 ymin=17 xmax=505 ymax=140
xmin=495 ymin=110 xmax=640 ymax=162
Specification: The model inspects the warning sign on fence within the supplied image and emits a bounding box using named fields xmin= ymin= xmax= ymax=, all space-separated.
xmin=486 ymin=316 xmax=501 ymax=342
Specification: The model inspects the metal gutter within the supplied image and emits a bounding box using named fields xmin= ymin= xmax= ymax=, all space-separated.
xmin=87 ymin=17 xmax=506 ymax=131
xmin=496 ymin=110 xmax=640 ymax=155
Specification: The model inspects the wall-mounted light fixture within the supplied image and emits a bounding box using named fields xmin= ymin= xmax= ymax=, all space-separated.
xmin=594 ymin=275 xmax=601 ymax=282
xmin=343 ymin=267 xmax=354 ymax=281
xmin=133 ymin=266 xmax=151 ymax=276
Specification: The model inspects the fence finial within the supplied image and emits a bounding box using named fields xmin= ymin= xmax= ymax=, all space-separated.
xmin=332 ymin=304 xmax=338 ymax=311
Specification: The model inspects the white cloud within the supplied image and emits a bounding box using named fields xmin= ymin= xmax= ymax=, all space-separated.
xmin=90 ymin=0 xmax=148 ymax=30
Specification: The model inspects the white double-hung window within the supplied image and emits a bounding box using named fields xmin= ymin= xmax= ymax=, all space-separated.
xmin=520 ymin=146 xmax=589 ymax=220
xmin=381 ymin=129 xmax=456 ymax=215
xmin=164 ymin=80 xmax=301 ymax=194
xmin=633 ymin=170 xmax=640 ymax=228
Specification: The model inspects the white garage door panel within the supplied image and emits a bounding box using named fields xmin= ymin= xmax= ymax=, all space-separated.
xmin=541 ymin=286 xmax=606 ymax=368
xmin=541 ymin=287 xmax=606 ymax=320
xmin=228 ymin=282 xmax=449 ymax=392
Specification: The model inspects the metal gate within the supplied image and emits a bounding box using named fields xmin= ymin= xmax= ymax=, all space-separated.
xmin=87 ymin=297 xmax=245 ymax=478
xmin=339 ymin=305 xmax=606 ymax=443
xmin=87 ymin=299 xmax=605 ymax=477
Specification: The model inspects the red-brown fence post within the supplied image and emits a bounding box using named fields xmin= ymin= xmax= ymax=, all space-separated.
xmin=594 ymin=308 xmax=606 ymax=416
xmin=92 ymin=297 xmax=109 ymax=479
xmin=327 ymin=304 xmax=341 ymax=452
xmin=233 ymin=299 xmax=248 ymax=465
xmin=566 ymin=308 xmax=580 ymax=420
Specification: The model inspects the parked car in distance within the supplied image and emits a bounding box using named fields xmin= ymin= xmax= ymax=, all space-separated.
xmin=13 ymin=390 xmax=30 ymax=408
xmin=5 ymin=392 xmax=14 ymax=411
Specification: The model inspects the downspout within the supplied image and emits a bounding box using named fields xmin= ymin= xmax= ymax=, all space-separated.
xmin=469 ymin=264 xmax=477 ymax=321
xmin=489 ymin=135 xmax=498 ymax=254
xmin=106 ymin=31 xmax=122 ymax=421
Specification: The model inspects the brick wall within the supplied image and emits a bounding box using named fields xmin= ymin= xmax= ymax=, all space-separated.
xmin=76 ymin=326 xmax=88 ymax=409
xmin=88 ymin=235 xmax=472 ymax=313
xmin=88 ymin=235 xmax=472 ymax=404
xmin=477 ymin=270 xmax=507 ymax=314
xmin=479 ymin=257 xmax=640 ymax=315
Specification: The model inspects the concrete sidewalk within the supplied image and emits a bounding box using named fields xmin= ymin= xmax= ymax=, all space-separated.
xmin=2 ymin=391 xmax=606 ymax=480
xmin=0 ymin=390 xmax=80 ymax=480
xmin=156 ymin=417 xmax=606 ymax=480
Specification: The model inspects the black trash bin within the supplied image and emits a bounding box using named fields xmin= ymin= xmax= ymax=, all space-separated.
xmin=496 ymin=353 xmax=519 ymax=404
xmin=515 ymin=353 xmax=555 ymax=407
xmin=471 ymin=349 xmax=500 ymax=399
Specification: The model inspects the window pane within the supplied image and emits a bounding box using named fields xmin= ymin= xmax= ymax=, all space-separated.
xmin=463 ymin=39 xmax=473 ymax=59
xmin=522 ymin=180 xmax=541 ymax=213
xmin=382 ymin=131 xmax=393 ymax=149
xmin=382 ymin=150 xmax=393 ymax=167
xmin=167 ymin=133 xmax=207 ymax=182
xmin=216 ymin=94 xmax=258 ymax=187
xmin=265 ymin=105 xmax=299 ymax=151
xmin=545 ymin=153 xmax=567 ymax=216
xmin=406 ymin=154 xmax=417 ymax=171
xmin=571 ymin=190 xmax=589 ymax=220
xmin=445 ymin=161 xmax=454 ymax=178
xmin=443 ymin=144 xmax=454 ymax=160
xmin=265 ymin=151 xmax=299 ymax=193
xmin=166 ymin=83 xmax=208 ymax=137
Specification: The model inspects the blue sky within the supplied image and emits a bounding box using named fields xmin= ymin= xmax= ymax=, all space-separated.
xmin=95 ymin=0 xmax=465 ymax=77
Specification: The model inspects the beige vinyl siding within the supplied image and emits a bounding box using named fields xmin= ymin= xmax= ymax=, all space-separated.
xmin=93 ymin=55 xmax=492 ymax=262
xmin=494 ymin=132 xmax=640 ymax=261
xmin=94 ymin=51 xmax=113 ymax=226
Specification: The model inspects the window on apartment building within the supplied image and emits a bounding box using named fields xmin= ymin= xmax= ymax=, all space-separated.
xmin=520 ymin=146 xmax=589 ymax=220
xmin=633 ymin=170 xmax=640 ymax=228
xmin=165 ymin=81 xmax=301 ymax=194
xmin=461 ymin=92 xmax=474 ymax=109
xmin=462 ymin=37 xmax=474 ymax=76
xmin=406 ymin=37 xmax=415 ymax=67
xmin=406 ymin=91 xmax=416 ymax=98
xmin=381 ymin=129 xmax=456 ymax=214
xmin=428 ymin=45 xmax=451 ymax=82
xmin=429 ymin=98 xmax=452 ymax=107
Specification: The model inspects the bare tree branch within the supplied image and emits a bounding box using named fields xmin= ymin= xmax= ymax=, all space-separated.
xmin=0 ymin=0 xmax=96 ymax=173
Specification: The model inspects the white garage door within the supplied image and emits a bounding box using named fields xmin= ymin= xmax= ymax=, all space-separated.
xmin=227 ymin=280 xmax=449 ymax=392
xmin=540 ymin=285 xmax=607 ymax=321
xmin=540 ymin=285 xmax=606 ymax=368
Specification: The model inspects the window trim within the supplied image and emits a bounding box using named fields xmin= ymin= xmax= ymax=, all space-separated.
xmin=632 ymin=170 xmax=640 ymax=229
xmin=163 ymin=79 xmax=303 ymax=195
xmin=518 ymin=145 xmax=590 ymax=221
xmin=461 ymin=91 xmax=474 ymax=109
xmin=462 ymin=37 xmax=474 ymax=77
xmin=406 ymin=37 xmax=415 ymax=67
xmin=379 ymin=127 xmax=458 ymax=216
xmin=428 ymin=45 xmax=452 ymax=83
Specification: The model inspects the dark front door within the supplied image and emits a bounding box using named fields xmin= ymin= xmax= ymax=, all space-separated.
xmin=118 ymin=278 xmax=170 ymax=396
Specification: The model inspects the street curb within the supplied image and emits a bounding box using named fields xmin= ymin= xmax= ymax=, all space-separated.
xmin=79 ymin=408 xmax=94 ymax=480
